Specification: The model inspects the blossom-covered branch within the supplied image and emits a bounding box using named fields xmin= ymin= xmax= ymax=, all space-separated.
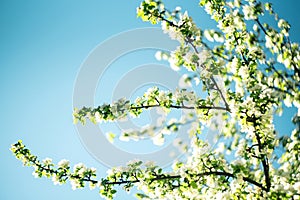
xmin=138 ymin=1 xmax=231 ymax=112
xmin=11 ymin=140 xmax=271 ymax=199
xmin=73 ymin=87 xmax=229 ymax=125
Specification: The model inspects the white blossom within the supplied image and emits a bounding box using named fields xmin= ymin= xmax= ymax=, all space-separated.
xmin=152 ymin=133 xmax=165 ymax=146
xmin=179 ymin=74 xmax=192 ymax=88
xmin=58 ymin=159 xmax=69 ymax=168
xmin=70 ymin=178 xmax=81 ymax=190
xmin=243 ymin=5 xmax=257 ymax=20
xmin=42 ymin=158 xmax=52 ymax=165
xmin=155 ymin=51 xmax=162 ymax=61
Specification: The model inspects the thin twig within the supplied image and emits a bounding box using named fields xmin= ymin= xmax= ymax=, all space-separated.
xmin=131 ymin=104 xmax=228 ymax=111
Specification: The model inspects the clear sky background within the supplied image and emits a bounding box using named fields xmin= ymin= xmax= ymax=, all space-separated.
xmin=1 ymin=1 xmax=299 ymax=200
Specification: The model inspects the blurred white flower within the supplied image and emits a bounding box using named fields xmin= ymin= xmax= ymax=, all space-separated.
xmin=155 ymin=51 xmax=162 ymax=61
xmin=179 ymin=74 xmax=192 ymax=88
xmin=152 ymin=133 xmax=165 ymax=146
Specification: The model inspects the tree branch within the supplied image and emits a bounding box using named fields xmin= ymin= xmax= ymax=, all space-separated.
xmin=185 ymin=37 xmax=231 ymax=112
xmin=155 ymin=13 xmax=231 ymax=113
xmin=256 ymin=18 xmax=300 ymax=85
xmin=253 ymin=119 xmax=271 ymax=192
xmin=104 ymin=170 xmax=267 ymax=191
xmin=130 ymin=104 xmax=228 ymax=111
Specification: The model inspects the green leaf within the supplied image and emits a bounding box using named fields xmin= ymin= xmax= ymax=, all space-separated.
xmin=190 ymin=181 xmax=197 ymax=189
xmin=111 ymin=189 xmax=117 ymax=194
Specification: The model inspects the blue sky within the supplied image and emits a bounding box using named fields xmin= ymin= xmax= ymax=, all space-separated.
xmin=1 ymin=1 xmax=299 ymax=200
